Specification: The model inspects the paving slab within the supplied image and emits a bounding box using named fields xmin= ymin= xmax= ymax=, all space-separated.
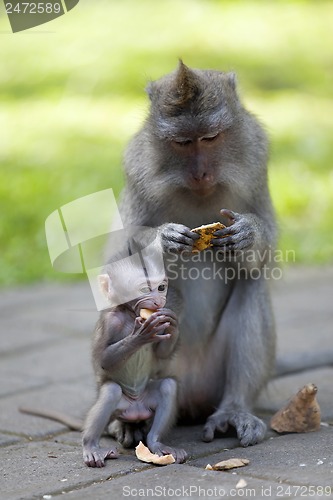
xmin=0 ymin=266 xmax=332 ymax=500
xmin=0 ymin=379 xmax=94 ymax=437
xmin=272 ymin=266 xmax=333 ymax=356
xmin=57 ymin=464 xmax=283 ymax=500
xmin=258 ymin=367 xmax=333 ymax=421
xmin=0 ymin=282 xmax=98 ymax=356
xmin=0 ymin=433 xmax=24 ymax=446
xmin=1 ymin=440 xmax=150 ymax=500
xmin=0 ymin=339 xmax=93 ymax=398
xmin=190 ymin=427 xmax=333 ymax=488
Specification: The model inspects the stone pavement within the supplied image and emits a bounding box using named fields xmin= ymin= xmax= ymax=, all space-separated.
xmin=0 ymin=266 xmax=332 ymax=500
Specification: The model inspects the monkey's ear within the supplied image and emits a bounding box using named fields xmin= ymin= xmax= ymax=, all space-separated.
xmin=226 ymin=72 xmax=237 ymax=91
xmin=98 ymin=274 xmax=111 ymax=297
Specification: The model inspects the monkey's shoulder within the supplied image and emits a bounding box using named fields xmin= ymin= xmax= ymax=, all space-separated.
xmin=96 ymin=308 xmax=134 ymax=342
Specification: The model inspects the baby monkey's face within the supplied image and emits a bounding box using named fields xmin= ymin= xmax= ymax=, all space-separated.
xmin=133 ymin=276 xmax=168 ymax=317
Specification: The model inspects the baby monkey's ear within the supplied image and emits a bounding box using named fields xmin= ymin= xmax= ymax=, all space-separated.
xmin=98 ymin=274 xmax=111 ymax=298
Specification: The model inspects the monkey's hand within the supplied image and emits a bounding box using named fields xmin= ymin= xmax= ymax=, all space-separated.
xmin=152 ymin=309 xmax=179 ymax=358
xmin=212 ymin=209 xmax=260 ymax=251
xmin=83 ymin=444 xmax=118 ymax=468
xmin=148 ymin=441 xmax=187 ymax=464
xmin=156 ymin=308 xmax=178 ymax=336
xmin=159 ymin=223 xmax=199 ymax=253
xmin=132 ymin=313 xmax=172 ymax=345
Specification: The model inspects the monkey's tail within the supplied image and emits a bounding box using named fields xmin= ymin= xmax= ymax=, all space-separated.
xmin=275 ymin=349 xmax=333 ymax=377
xmin=19 ymin=406 xmax=83 ymax=431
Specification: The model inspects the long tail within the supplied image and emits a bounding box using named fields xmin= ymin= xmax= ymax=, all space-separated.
xmin=275 ymin=349 xmax=333 ymax=377
xmin=19 ymin=406 xmax=83 ymax=431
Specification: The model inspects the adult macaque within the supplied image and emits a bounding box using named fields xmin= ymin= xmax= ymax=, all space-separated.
xmin=22 ymin=248 xmax=187 ymax=467
xmin=118 ymin=61 xmax=277 ymax=447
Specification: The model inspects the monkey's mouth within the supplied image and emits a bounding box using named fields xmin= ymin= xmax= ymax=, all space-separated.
xmin=135 ymin=301 xmax=159 ymax=317
xmin=189 ymin=184 xmax=216 ymax=197
xmin=187 ymin=174 xmax=216 ymax=197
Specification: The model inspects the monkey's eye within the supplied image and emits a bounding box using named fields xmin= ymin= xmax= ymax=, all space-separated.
xmin=139 ymin=286 xmax=151 ymax=294
xmin=173 ymin=138 xmax=192 ymax=146
xmin=200 ymin=133 xmax=219 ymax=143
xmin=158 ymin=283 xmax=167 ymax=292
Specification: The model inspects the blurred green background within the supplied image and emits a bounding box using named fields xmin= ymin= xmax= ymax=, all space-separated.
xmin=0 ymin=0 xmax=332 ymax=286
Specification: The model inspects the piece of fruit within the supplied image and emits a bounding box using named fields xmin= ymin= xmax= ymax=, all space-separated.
xmin=135 ymin=441 xmax=175 ymax=465
xmin=191 ymin=222 xmax=226 ymax=251
xmin=140 ymin=308 xmax=154 ymax=320
xmin=270 ymin=383 xmax=321 ymax=433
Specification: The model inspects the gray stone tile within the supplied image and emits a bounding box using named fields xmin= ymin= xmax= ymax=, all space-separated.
xmin=0 ymin=268 xmax=332 ymax=499
xmin=0 ymin=337 xmax=92 ymax=397
xmin=272 ymin=267 xmax=333 ymax=356
xmin=258 ymin=368 xmax=333 ymax=421
xmin=166 ymin=425 xmax=240 ymax=460
xmin=0 ymin=379 xmax=94 ymax=436
xmin=0 ymin=283 xmax=98 ymax=355
xmin=0 ymin=433 xmax=24 ymax=446
xmin=190 ymin=427 xmax=333 ymax=487
xmin=58 ymin=464 xmax=286 ymax=500
xmin=0 ymin=440 xmax=149 ymax=500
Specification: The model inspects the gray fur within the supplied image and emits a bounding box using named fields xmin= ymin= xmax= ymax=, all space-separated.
xmin=119 ymin=62 xmax=277 ymax=446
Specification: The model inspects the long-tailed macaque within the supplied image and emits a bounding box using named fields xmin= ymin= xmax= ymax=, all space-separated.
xmin=21 ymin=246 xmax=187 ymax=467
xmin=117 ymin=61 xmax=277 ymax=447
xmin=82 ymin=256 xmax=186 ymax=467
xmin=21 ymin=62 xmax=332 ymax=456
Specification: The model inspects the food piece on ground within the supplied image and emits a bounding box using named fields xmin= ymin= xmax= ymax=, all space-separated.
xmin=135 ymin=441 xmax=175 ymax=465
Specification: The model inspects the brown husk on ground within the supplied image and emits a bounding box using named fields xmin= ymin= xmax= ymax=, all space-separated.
xmin=270 ymin=383 xmax=321 ymax=433
xmin=205 ymin=458 xmax=250 ymax=471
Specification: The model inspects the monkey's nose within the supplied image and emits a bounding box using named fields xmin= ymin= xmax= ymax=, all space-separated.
xmin=193 ymin=172 xmax=213 ymax=183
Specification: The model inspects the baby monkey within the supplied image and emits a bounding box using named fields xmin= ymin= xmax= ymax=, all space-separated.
xmin=83 ymin=253 xmax=186 ymax=467
xmin=20 ymin=245 xmax=186 ymax=467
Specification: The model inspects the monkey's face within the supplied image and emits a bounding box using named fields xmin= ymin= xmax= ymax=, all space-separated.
xmin=147 ymin=61 xmax=243 ymax=198
xmin=132 ymin=277 xmax=168 ymax=316
xmin=169 ymin=132 xmax=224 ymax=196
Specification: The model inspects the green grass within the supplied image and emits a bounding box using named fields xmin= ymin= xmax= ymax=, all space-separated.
xmin=0 ymin=0 xmax=332 ymax=286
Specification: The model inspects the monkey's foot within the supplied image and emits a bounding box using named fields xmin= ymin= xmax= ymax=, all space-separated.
xmin=202 ymin=410 xmax=266 ymax=447
xmin=108 ymin=421 xmax=146 ymax=448
xmin=83 ymin=445 xmax=118 ymax=468
xmin=148 ymin=441 xmax=187 ymax=464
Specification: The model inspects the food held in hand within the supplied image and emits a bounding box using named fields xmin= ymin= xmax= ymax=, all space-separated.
xmin=140 ymin=308 xmax=155 ymax=320
xmin=192 ymin=222 xmax=226 ymax=251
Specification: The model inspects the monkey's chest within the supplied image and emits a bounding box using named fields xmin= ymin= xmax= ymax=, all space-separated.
xmin=112 ymin=345 xmax=153 ymax=398
xmin=169 ymin=258 xmax=233 ymax=342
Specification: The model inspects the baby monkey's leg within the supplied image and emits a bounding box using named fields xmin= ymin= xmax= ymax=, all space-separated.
xmin=82 ymin=382 xmax=122 ymax=468
xmin=146 ymin=378 xmax=187 ymax=463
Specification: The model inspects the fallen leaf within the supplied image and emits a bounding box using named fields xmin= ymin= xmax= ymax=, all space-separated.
xmin=135 ymin=441 xmax=175 ymax=465
xmin=270 ymin=383 xmax=321 ymax=433
xmin=205 ymin=458 xmax=249 ymax=471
